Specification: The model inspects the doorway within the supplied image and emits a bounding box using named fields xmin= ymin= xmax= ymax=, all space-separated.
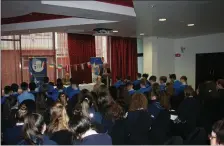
xmin=196 ymin=52 xmax=224 ymax=88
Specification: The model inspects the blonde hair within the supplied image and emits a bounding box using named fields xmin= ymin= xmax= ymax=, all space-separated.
xmin=48 ymin=102 xmax=69 ymax=134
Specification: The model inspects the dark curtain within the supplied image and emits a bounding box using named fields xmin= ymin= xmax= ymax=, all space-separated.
xmin=68 ymin=34 xmax=95 ymax=84
xmin=111 ymin=36 xmax=137 ymax=83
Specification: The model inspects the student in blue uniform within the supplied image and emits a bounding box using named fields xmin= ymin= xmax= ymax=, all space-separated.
xmin=17 ymin=113 xmax=57 ymax=145
xmin=66 ymin=78 xmax=80 ymax=99
xmin=142 ymin=73 xmax=150 ymax=87
xmin=126 ymin=81 xmax=136 ymax=96
xmin=1 ymin=86 xmax=12 ymax=104
xmin=138 ymin=79 xmax=150 ymax=94
xmin=169 ymin=74 xmax=182 ymax=95
xmin=29 ymin=82 xmax=38 ymax=98
xmin=133 ymin=73 xmax=142 ymax=86
xmin=11 ymin=83 xmax=19 ymax=97
xmin=114 ymin=76 xmax=124 ymax=88
xmin=17 ymin=82 xmax=35 ymax=104
xmin=159 ymin=76 xmax=167 ymax=91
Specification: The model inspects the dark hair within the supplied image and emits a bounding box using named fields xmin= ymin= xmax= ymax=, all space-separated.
xmin=29 ymin=82 xmax=37 ymax=91
xmin=142 ymin=73 xmax=149 ymax=79
xmin=58 ymin=92 xmax=69 ymax=106
xmin=69 ymin=115 xmax=91 ymax=140
xmin=149 ymin=75 xmax=157 ymax=82
xmin=116 ymin=76 xmax=121 ymax=81
xmin=137 ymin=73 xmax=142 ymax=78
xmin=107 ymin=103 xmax=124 ymax=120
xmin=169 ymin=74 xmax=176 ymax=80
xmin=129 ymin=93 xmax=148 ymax=111
xmin=160 ymin=76 xmax=167 ymax=83
xmin=49 ymin=82 xmax=54 ymax=86
xmin=23 ymin=113 xmax=45 ymax=144
xmin=2 ymin=95 xmax=17 ymax=120
xmin=126 ymin=81 xmax=133 ymax=87
xmin=57 ymin=82 xmax=64 ymax=90
xmin=16 ymin=104 xmax=28 ymax=122
xmin=151 ymin=83 xmax=162 ymax=100
xmin=43 ymin=77 xmax=49 ymax=84
xmin=184 ymin=86 xmax=195 ymax=97
xmin=180 ymin=76 xmax=187 ymax=81
xmin=140 ymin=78 xmax=146 ymax=86
xmin=126 ymin=76 xmax=131 ymax=80
xmin=4 ymin=86 xmax=12 ymax=95
xmin=36 ymin=92 xmax=47 ymax=115
xmin=97 ymin=91 xmax=114 ymax=116
xmin=11 ymin=83 xmax=19 ymax=92
xmin=21 ymin=82 xmax=28 ymax=91
xmin=57 ymin=78 xmax=62 ymax=84
xmin=212 ymin=119 xmax=224 ymax=144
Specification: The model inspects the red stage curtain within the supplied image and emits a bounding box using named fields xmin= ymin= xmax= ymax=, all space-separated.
xmin=68 ymin=34 xmax=95 ymax=84
xmin=111 ymin=36 xmax=137 ymax=83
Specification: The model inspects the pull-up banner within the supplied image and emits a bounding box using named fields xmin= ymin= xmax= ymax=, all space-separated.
xmin=29 ymin=58 xmax=47 ymax=83
xmin=90 ymin=57 xmax=103 ymax=83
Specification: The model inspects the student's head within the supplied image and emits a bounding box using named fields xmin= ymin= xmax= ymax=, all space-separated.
xmin=58 ymin=93 xmax=69 ymax=106
xmin=151 ymin=83 xmax=161 ymax=101
xmin=129 ymin=93 xmax=148 ymax=111
xmin=49 ymin=82 xmax=54 ymax=86
xmin=217 ymin=79 xmax=224 ymax=89
xmin=169 ymin=74 xmax=176 ymax=82
xmin=149 ymin=75 xmax=157 ymax=84
xmin=57 ymin=78 xmax=62 ymax=84
xmin=29 ymin=82 xmax=37 ymax=91
xmin=43 ymin=77 xmax=49 ymax=84
xmin=16 ymin=104 xmax=28 ymax=123
xmin=48 ymin=102 xmax=69 ymax=134
xmin=137 ymin=73 xmax=142 ymax=79
xmin=96 ymin=76 xmax=102 ymax=84
xmin=2 ymin=95 xmax=17 ymax=119
xmin=180 ymin=76 xmax=187 ymax=84
xmin=184 ymin=86 xmax=195 ymax=97
xmin=11 ymin=83 xmax=19 ymax=93
xmin=126 ymin=81 xmax=133 ymax=91
xmin=57 ymin=82 xmax=64 ymax=90
xmin=116 ymin=76 xmax=121 ymax=81
xmin=4 ymin=86 xmax=12 ymax=95
xmin=69 ymin=115 xmax=92 ymax=140
xmin=140 ymin=78 xmax=146 ymax=88
xmin=142 ymin=73 xmax=149 ymax=80
xmin=23 ymin=113 xmax=46 ymax=144
xmin=126 ymin=76 xmax=131 ymax=81
xmin=210 ymin=119 xmax=224 ymax=145
xmin=107 ymin=103 xmax=124 ymax=121
xmin=159 ymin=76 xmax=167 ymax=84
xmin=97 ymin=91 xmax=114 ymax=116
xmin=21 ymin=82 xmax=28 ymax=91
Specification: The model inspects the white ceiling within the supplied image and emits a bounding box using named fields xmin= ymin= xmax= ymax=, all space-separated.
xmin=1 ymin=1 xmax=224 ymax=38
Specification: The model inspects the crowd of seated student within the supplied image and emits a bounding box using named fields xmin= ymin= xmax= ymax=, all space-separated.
xmin=1 ymin=74 xmax=224 ymax=145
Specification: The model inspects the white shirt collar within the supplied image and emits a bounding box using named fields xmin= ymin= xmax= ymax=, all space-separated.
xmin=81 ymin=129 xmax=97 ymax=139
xmin=16 ymin=122 xmax=24 ymax=126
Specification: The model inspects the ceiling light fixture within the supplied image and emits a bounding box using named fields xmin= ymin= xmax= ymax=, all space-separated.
xmin=187 ymin=24 xmax=195 ymax=27
xmin=159 ymin=18 xmax=166 ymax=22
xmin=112 ymin=30 xmax=118 ymax=33
xmin=140 ymin=33 xmax=144 ymax=36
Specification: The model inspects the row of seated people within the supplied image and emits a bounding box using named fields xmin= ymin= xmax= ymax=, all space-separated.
xmin=1 ymin=76 xmax=224 ymax=145
xmin=114 ymin=73 xmax=188 ymax=97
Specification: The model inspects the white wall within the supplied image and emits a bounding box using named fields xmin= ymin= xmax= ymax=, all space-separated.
xmin=174 ymin=33 xmax=224 ymax=87
xmin=143 ymin=37 xmax=174 ymax=78
xmin=142 ymin=33 xmax=224 ymax=88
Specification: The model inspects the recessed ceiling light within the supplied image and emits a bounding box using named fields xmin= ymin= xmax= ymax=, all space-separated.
xmin=140 ymin=33 xmax=144 ymax=36
xmin=112 ymin=30 xmax=118 ymax=33
xmin=187 ymin=24 xmax=195 ymax=27
xmin=159 ymin=18 xmax=166 ymax=22
xmin=151 ymin=4 xmax=156 ymax=8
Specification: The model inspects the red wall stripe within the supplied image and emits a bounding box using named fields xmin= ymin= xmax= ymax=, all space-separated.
xmin=96 ymin=0 xmax=133 ymax=7
xmin=2 ymin=12 xmax=71 ymax=25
